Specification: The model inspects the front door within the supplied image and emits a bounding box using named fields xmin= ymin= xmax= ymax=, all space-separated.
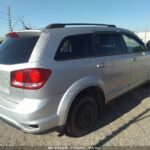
xmin=93 ymin=32 xmax=130 ymax=100
xmin=122 ymin=34 xmax=147 ymax=87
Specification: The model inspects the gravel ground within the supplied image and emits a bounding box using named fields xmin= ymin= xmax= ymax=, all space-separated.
xmin=0 ymin=85 xmax=150 ymax=148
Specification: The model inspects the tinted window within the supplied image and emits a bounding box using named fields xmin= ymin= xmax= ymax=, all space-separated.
xmin=0 ymin=36 xmax=39 ymax=64
xmin=93 ymin=34 xmax=124 ymax=56
xmin=55 ymin=34 xmax=92 ymax=60
xmin=122 ymin=34 xmax=145 ymax=53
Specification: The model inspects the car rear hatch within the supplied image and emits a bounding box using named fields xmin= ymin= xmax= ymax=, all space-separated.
xmin=0 ymin=31 xmax=40 ymax=105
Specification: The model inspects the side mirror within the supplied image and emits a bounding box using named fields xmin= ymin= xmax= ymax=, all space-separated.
xmin=146 ymin=40 xmax=150 ymax=50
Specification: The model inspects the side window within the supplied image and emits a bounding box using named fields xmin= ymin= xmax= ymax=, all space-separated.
xmin=93 ymin=33 xmax=124 ymax=56
xmin=55 ymin=34 xmax=92 ymax=60
xmin=122 ymin=34 xmax=145 ymax=53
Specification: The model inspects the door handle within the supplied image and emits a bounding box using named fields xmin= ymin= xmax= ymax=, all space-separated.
xmin=97 ymin=63 xmax=105 ymax=68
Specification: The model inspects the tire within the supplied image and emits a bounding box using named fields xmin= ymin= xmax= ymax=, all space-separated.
xmin=66 ymin=96 xmax=98 ymax=137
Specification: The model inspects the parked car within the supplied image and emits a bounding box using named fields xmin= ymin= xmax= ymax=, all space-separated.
xmin=0 ymin=23 xmax=150 ymax=137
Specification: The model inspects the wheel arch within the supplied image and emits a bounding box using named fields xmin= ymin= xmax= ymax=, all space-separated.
xmin=57 ymin=76 xmax=106 ymax=126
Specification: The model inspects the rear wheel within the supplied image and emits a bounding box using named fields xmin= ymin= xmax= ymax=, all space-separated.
xmin=66 ymin=96 xmax=98 ymax=137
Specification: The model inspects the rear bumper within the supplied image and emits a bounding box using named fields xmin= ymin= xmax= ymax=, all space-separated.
xmin=0 ymin=95 xmax=62 ymax=133
xmin=0 ymin=111 xmax=59 ymax=133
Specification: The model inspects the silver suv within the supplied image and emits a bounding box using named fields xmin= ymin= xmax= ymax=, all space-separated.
xmin=0 ymin=23 xmax=150 ymax=137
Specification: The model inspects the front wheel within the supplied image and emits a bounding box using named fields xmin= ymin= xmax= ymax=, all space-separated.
xmin=66 ymin=96 xmax=98 ymax=137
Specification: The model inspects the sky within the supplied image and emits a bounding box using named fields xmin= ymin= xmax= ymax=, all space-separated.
xmin=0 ymin=0 xmax=150 ymax=37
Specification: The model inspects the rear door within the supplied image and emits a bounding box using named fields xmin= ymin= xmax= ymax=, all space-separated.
xmin=53 ymin=34 xmax=95 ymax=95
xmin=122 ymin=33 xmax=147 ymax=87
xmin=93 ymin=32 xmax=131 ymax=100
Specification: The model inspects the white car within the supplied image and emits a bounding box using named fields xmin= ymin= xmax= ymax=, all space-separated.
xmin=0 ymin=23 xmax=150 ymax=137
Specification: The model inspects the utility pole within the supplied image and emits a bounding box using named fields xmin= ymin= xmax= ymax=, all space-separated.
xmin=19 ymin=16 xmax=25 ymax=29
xmin=7 ymin=5 xmax=13 ymax=31
xmin=145 ymin=30 xmax=147 ymax=43
xmin=19 ymin=17 xmax=31 ymax=30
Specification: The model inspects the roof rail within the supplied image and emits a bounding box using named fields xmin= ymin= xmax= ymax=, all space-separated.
xmin=45 ymin=23 xmax=116 ymax=29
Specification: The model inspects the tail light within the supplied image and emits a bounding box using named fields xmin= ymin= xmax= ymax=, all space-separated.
xmin=11 ymin=68 xmax=51 ymax=90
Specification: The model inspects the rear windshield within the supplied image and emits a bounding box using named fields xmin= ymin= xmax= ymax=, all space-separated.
xmin=0 ymin=36 xmax=39 ymax=64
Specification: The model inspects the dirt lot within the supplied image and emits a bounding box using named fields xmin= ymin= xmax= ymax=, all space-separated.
xmin=0 ymin=85 xmax=150 ymax=148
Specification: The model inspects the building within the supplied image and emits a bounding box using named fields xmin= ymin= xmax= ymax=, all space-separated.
xmin=135 ymin=32 xmax=150 ymax=43
xmin=0 ymin=37 xmax=4 ymax=44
